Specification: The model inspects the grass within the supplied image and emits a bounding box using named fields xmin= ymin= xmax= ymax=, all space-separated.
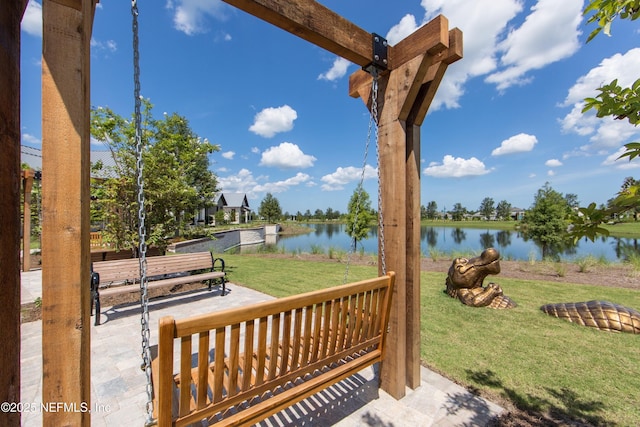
xmin=421 ymin=272 xmax=640 ymax=426
xmin=421 ymin=219 xmax=518 ymax=231
xmin=220 ymin=253 xmax=640 ymax=426
xmin=601 ymin=221 xmax=640 ymax=238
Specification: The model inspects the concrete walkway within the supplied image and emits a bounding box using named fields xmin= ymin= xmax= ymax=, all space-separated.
xmin=20 ymin=269 xmax=503 ymax=426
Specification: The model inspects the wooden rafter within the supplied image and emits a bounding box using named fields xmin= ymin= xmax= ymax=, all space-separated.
xmin=223 ymin=0 xmax=375 ymax=66
xmin=221 ymin=0 xmax=451 ymax=71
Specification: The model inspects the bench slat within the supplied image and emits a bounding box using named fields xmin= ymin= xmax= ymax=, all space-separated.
xmin=94 ymin=252 xmax=214 ymax=284
xmin=154 ymin=272 xmax=394 ymax=427
xmin=91 ymin=252 xmax=226 ymax=326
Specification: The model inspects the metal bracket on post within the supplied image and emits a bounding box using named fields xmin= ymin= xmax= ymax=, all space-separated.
xmin=363 ymin=33 xmax=388 ymax=76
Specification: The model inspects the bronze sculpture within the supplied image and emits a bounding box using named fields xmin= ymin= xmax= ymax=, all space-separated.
xmin=445 ymin=248 xmax=516 ymax=309
xmin=541 ymin=300 xmax=640 ymax=334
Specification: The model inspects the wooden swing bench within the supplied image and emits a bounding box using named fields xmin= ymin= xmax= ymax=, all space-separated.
xmin=152 ymin=272 xmax=395 ymax=427
xmin=91 ymin=251 xmax=226 ymax=326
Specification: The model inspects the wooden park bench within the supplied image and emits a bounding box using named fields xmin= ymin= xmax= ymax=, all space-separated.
xmin=91 ymin=252 xmax=226 ymax=326
xmin=152 ymin=272 xmax=395 ymax=427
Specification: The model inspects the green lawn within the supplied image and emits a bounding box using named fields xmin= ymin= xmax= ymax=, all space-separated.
xmin=220 ymin=253 xmax=640 ymax=426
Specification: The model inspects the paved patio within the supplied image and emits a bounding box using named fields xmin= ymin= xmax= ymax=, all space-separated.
xmin=20 ymin=269 xmax=504 ymax=426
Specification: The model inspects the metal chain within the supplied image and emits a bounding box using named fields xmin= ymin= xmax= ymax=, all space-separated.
xmin=372 ymin=76 xmax=386 ymax=275
xmin=343 ymin=71 xmax=381 ymax=283
xmin=131 ymin=2 xmax=155 ymax=425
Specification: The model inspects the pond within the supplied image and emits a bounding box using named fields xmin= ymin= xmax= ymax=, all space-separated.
xmin=271 ymin=223 xmax=640 ymax=262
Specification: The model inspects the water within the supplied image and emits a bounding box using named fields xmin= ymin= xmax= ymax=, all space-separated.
xmin=272 ymin=223 xmax=640 ymax=262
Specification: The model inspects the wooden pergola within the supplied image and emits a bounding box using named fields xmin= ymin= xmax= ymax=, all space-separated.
xmin=1 ymin=1 xmax=461 ymax=425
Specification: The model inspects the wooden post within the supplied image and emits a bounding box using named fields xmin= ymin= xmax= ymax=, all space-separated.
xmin=0 ymin=2 xmax=29 ymax=425
xmin=41 ymin=1 xmax=94 ymax=425
xmin=350 ymin=23 xmax=463 ymax=398
xmin=222 ymin=0 xmax=462 ymax=400
xmin=22 ymin=170 xmax=35 ymax=272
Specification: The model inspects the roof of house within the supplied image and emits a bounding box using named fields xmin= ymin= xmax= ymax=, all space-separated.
xmin=224 ymin=193 xmax=249 ymax=208
xmin=21 ymin=146 xmax=42 ymax=170
xmin=214 ymin=193 xmax=250 ymax=208
xmin=21 ymin=146 xmax=118 ymax=178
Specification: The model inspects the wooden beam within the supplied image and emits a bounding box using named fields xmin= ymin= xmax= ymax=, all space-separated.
xmin=377 ymin=74 xmax=408 ymax=397
xmin=405 ymin=124 xmax=421 ymax=389
xmin=49 ymin=0 xmax=83 ymax=10
xmin=389 ymin=15 xmax=448 ymax=66
xmin=41 ymin=1 xmax=93 ymax=425
xmin=222 ymin=0 xmax=375 ymax=67
xmin=409 ymin=28 xmax=463 ymax=126
xmin=346 ymin=15 xmax=462 ymax=397
xmin=0 ymin=2 xmax=25 ymax=425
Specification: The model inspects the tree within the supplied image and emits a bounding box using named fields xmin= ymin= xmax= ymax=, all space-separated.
xmin=325 ymin=207 xmax=339 ymax=220
xmin=478 ymin=197 xmax=495 ymax=220
xmin=572 ymin=1 xmax=640 ymax=239
xmin=259 ymin=193 xmax=282 ymax=223
xmin=214 ymin=209 xmax=226 ymax=226
xmin=451 ymin=203 xmax=466 ymax=221
xmin=345 ymin=184 xmax=375 ymax=250
xmin=521 ymin=183 xmax=570 ymax=258
xmin=618 ymin=177 xmax=640 ymax=220
xmin=90 ymin=101 xmax=220 ymax=253
xmin=583 ymin=0 xmax=640 ymax=162
xmin=424 ymin=201 xmax=438 ymax=219
xmin=496 ymin=200 xmax=512 ymax=220
xmin=564 ymin=193 xmax=580 ymax=210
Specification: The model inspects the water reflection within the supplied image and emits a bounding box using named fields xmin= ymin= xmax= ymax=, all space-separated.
xmin=451 ymin=228 xmax=466 ymax=244
xmin=274 ymin=223 xmax=640 ymax=262
xmin=479 ymin=231 xmax=494 ymax=249
xmin=496 ymin=231 xmax=511 ymax=247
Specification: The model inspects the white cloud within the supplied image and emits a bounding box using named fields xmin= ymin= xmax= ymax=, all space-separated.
xmin=320 ymin=165 xmax=377 ymax=191
xmin=218 ymin=168 xmax=258 ymax=196
xmin=485 ymin=0 xmax=583 ymax=90
xmin=259 ymin=142 xmax=316 ymax=169
xmin=251 ymin=147 xmax=260 ymax=154
xmin=423 ymin=155 xmax=492 ymax=178
xmin=249 ymin=105 xmax=297 ymax=138
xmin=491 ymin=133 xmax=538 ymax=156
xmin=602 ymin=147 xmax=640 ymax=170
xmin=22 ymin=0 xmax=42 ymax=38
xmin=410 ymin=0 xmax=581 ymax=110
xmin=91 ymin=38 xmax=118 ymax=54
xmin=386 ymin=14 xmax=419 ymax=45
xmin=222 ymin=151 xmax=235 ymax=160
xmin=562 ymin=48 xmax=640 ymax=106
xmin=547 ymin=170 xmax=556 ymax=176
xmin=545 ymin=159 xmax=563 ymax=167
xmin=560 ymin=48 xmax=640 ymax=152
xmin=318 ymin=57 xmax=351 ymax=82
xmin=419 ymin=0 xmax=523 ymax=110
xmin=254 ymin=173 xmax=312 ymax=194
xmin=22 ymin=133 xmax=41 ymax=145
xmin=167 ymin=0 xmax=227 ymax=35
xmin=588 ymin=119 xmax=638 ymax=150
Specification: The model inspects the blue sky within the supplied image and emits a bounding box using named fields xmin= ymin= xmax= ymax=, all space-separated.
xmin=20 ymin=0 xmax=640 ymax=215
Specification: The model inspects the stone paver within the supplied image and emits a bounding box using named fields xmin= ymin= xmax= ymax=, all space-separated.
xmin=20 ymin=270 xmax=503 ymax=426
